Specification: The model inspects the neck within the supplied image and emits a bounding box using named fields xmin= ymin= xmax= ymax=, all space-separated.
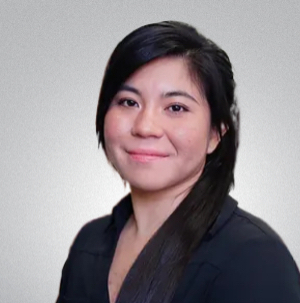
xmin=128 ymin=180 xmax=195 ymax=242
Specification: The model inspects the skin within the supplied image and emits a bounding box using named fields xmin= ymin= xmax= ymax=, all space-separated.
xmin=104 ymin=56 xmax=220 ymax=243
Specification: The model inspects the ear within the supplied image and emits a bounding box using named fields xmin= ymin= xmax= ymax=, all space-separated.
xmin=207 ymin=123 xmax=227 ymax=154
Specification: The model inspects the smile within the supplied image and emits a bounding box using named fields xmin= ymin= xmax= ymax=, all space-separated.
xmin=128 ymin=153 xmax=168 ymax=163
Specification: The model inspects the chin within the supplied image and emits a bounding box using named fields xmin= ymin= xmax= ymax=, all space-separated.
xmin=127 ymin=179 xmax=170 ymax=193
xmin=127 ymin=174 xmax=183 ymax=193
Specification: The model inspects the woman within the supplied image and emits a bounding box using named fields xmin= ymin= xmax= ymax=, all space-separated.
xmin=56 ymin=21 xmax=300 ymax=303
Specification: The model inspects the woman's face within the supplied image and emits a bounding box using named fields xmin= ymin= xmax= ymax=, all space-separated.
xmin=104 ymin=57 xmax=220 ymax=192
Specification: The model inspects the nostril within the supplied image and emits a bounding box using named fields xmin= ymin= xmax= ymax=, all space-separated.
xmin=131 ymin=117 xmax=163 ymax=138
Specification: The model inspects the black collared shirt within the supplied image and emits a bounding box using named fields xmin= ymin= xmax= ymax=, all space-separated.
xmin=56 ymin=195 xmax=300 ymax=303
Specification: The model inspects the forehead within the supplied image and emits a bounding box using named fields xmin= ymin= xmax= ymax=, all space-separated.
xmin=124 ymin=56 xmax=198 ymax=92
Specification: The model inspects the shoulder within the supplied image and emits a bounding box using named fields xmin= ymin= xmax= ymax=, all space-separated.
xmin=195 ymin=197 xmax=299 ymax=278
xmin=219 ymin=206 xmax=298 ymax=269
xmin=206 ymin=203 xmax=294 ymax=265
xmin=228 ymin=206 xmax=286 ymax=249
xmin=231 ymin=206 xmax=285 ymax=242
xmin=204 ymin=203 xmax=300 ymax=302
xmin=69 ymin=214 xmax=113 ymax=254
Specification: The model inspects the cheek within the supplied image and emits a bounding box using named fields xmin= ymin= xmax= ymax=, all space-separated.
xmin=104 ymin=110 xmax=129 ymax=142
xmin=173 ymin=123 xmax=211 ymax=157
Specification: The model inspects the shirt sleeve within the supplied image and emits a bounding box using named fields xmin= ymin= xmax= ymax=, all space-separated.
xmin=207 ymin=237 xmax=300 ymax=303
xmin=55 ymin=253 xmax=72 ymax=303
xmin=54 ymin=224 xmax=85 ymax=303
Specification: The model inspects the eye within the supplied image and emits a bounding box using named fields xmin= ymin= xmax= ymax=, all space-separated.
xmin=168 ymin=104 xmax=189 ymax=113
xmin=117 ymin=98 xmax=138 ymax=107
xmin=116 ymin=99 xmax=189 ymax=113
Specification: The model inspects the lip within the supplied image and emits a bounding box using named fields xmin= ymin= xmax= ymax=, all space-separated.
xmin=128 ymin=153 xmax=167 ymax=163
xmin=127 ymin=149 xmax=169 ymax=163
xmin=127 ymin=149 xmax=169 ymax=157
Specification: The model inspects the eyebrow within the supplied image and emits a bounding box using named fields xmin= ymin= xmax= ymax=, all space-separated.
xmin=163 ymin=91 xmax=198 ymax=103
xmin=118 ymin=84 xmax=199 ymax=104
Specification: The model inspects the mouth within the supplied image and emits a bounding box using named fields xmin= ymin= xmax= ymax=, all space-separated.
xmin=127 ymin=152 xmax=168 ymax=163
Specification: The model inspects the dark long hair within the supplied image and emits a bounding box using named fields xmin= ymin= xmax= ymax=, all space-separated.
xmin=96 ymin=21 xmax=239 ymax=303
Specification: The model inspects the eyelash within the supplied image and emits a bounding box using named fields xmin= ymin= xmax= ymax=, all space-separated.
xmin=116 ymin=99 xmax=189 ymax=113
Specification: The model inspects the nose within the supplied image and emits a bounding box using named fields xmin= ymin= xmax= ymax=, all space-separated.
xmin=131 ymin=108 xmax=164 ymax=138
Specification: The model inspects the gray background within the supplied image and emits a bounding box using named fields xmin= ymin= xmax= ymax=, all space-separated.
xmin=1 ymin=1 xmax=299 ymax=302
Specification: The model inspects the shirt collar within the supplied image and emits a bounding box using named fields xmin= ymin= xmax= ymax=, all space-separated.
xmin=207 ymin=195 xmax=238 ymax=238
xmin=106 ymin=193 xmax=238 ymax=238
xmin=105 ymin=193 xmax=133 ymax=234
